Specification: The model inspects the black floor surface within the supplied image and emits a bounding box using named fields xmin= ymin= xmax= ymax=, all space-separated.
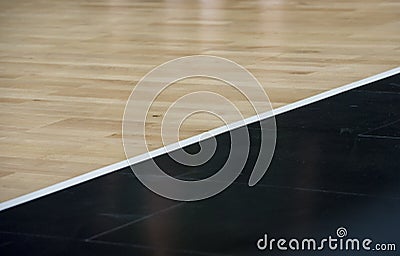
xmin=1 ymin=74 xmax=400 ymax=255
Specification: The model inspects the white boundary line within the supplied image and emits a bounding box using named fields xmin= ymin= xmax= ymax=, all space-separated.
xmin=1 ymin=67 xmax=399 ymax=211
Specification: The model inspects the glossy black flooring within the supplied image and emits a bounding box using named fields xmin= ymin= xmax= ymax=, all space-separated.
xmin=1 ymin=74 xmax=400 ymax=256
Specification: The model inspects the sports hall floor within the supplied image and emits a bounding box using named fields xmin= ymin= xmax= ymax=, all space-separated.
xmin=0 ymin=0 xmax=399 ymax=255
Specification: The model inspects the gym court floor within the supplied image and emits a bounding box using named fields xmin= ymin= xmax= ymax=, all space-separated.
xmin=0 ymin=0 xmax=399 ymax=255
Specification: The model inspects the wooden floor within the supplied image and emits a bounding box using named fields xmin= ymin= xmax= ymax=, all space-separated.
xmin=0 ymin=0 xmax=399 ymax=202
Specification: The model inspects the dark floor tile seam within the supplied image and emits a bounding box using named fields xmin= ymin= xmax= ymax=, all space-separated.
xmin=358 ymin=118 xmax=400 ymax=135
xmin=0 ymin=230 xmax=74 ymax=241
xmin=352 ymin=89 xmax=400 ymax=95
xmin=126 ymin=179 xmax=400 ymax=200
xmin=97 ymin=212 xmax=143 ymax=219
xmin=231 ymin=181 xmax=400 ymax=200
xmin=116 ymin=164 xmax=218 ymax=180
xmin=85 ymin=203 xmax=185 ymax=241
xmin=88 ymin=239 xmax=230 ymax=256
xmin=177 ymin=168 xmax=214 ymax=179
xmin=357 ymin=134 xmax=400 ymax=140
xmin=0 ymin=231 xmax=226 ymax=256
xmin=139 ymin=166 xmax=219 ymax=181
xmin=0 ymin=231 xmax=228 ymax=256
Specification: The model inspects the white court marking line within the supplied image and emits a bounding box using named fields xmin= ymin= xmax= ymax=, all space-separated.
xmin=0 ymin=66 xmax=399 ymax=211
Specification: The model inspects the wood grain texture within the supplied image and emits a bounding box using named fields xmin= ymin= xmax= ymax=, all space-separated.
xmin=0 ymin=0 xmax=399 ymax=202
